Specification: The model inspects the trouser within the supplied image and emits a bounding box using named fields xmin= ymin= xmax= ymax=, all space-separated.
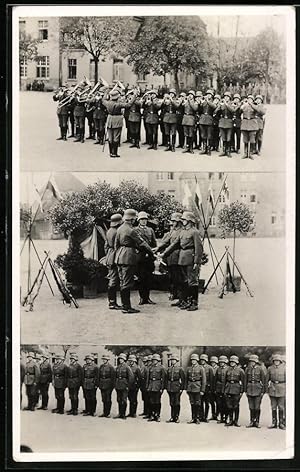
xmin=107 ymin=264 xmax=120 ymax=305
xmin=83 ymin=388 xmax=97 ymax=415
xmin=68 ymin=387 xmax=80 ymax=412
xmin=242 ymin=130 xmax=257 ymax=144
xmin=107 ymin=127 xmax=122 ymax=144
xmin=211 ymin=124 xmax=219 ymax=150
xmin=37 ymin=383 xmax=50 ymax=408
xmin=117 ymin=264 xmax=136 ymax=310
xmin=128 ymin=387 xmax=139 ymax=416
xmin=219 ymin=127 xmax=232 ymax=142
xmin=180 ymin=265 xmax=199 ymax=305
xmin=256 ymin=128 xmax=264 ymax=152
xmin=93 ymin=118 xmax=106 ymax=143
xmin=86 ymin=112 xmax=95 ymax=137
xmin=143 ymin=119 xmax=150 ymax=144
xmin=58 ymin=114 xmax=68 ymax=139
xmin=148 ymin=391 xmax=162 ymax=418
xmin=74 ymin=115 xmax=85 ymax=141
xmin=141 ymin=388 xmax=150 ymax=415
xmin=54 ymin=387 xmax=65 ymax=412
xmin=137 ymin=258 xmax=154 ymax=302
xmin=247 ymin=394 xmax=263 ymax=425
xmin=177 ymin=122 xmax=184 ymax=147
xmin=201 ymin=390 xmax=213 ymax=420
xmin=68 ymin=111 xmax=75 ymax=135
xmin=100 ymin=389 xmax=113 ymax=416
xmin=25 ymin=384 xmax=36 ymax=410
xmin=200 ymin=124 xmax=212 ymax=141
xmin=160 ymin=121 xmax=167 ymax=145
xmin=194 ymin=125 xmax=201 ymax=149
xmin=225 ymin=393 xmax=241 ymax=423
xmin=164 ymin=123 xmax=177 ymax=147
xmin=187 ymin=392 xmax=202 ymax=421
xmin=128 ymin=121 xmax=141 ymax=143
xmin=269 ymin=395 xmax=286 ymax=426
xmin=215 ymin=393 xmax=227 ymax=420
xmin=116 ymin=389 xmax=128 ymax=417
xmin=231 ymin=126 xmax=241 ymax=151
xmin=168 ymin=265 xmax=183 ymax=299
xmin=168 ymin=392 xmax=181 ymax=420
xmin=146 ymin=123 xmax=158 ymax=146
xmin=183 ymin=125 xmax=194 ymax=138
xmin=124 ymin=117 xmax=131 ymax=141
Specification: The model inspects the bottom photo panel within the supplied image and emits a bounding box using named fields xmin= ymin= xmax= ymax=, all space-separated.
xmin=19 ymin=344 xmax=287 ymax=458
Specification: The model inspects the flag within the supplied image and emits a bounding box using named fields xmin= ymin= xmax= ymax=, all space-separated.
xmin=182 ymin=182 xmax=192 ymax=207
xmin=33 ymin=184 xmax=43 ymax=213
xmin=222 ymin=179 xmax=230 ymax=200
xmin=207 ymin=182 xmax=215 ymax=210
xmin=194 ymin=178 xmax=202 ymax=210
xmin=45 ymin=176 xmax=62 ymax=200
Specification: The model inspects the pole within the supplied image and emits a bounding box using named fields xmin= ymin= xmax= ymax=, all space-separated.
xmin=206 ymin=174 xmax=228 ymax=229
xmin=227 ymin=251 xmax=254 ymax=297
xmin=232 ymin=229 xmax=236 ymax=278
xmin=202 ymin=249 xmax=227 ymax=294
xmin=31 ymin=239 xmax=55 ymax=296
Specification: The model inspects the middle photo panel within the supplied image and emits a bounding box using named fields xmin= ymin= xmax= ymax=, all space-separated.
xmin=20 ymin=171 xmax=285 ymax=347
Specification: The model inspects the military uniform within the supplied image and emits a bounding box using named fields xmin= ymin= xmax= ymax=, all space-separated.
xmin=217 ymin=97 xmax=234 ymax=157
xmin=224 ymin=361 xmax=245 ymax=426
xmin=231 ymin=97 xmax=242 ymax=153
xmin=143 ymin=94 xmax=161 ymax=149
xmin=93 ymin=96 xmax=107 ymax=145
xmin=209 ymin=357 xmax=219 ymax=420
xmin=211 ymin=95 xmax=221 ymax=151
xmin=102 ymin=90 xmax=127 ymax=157
xmin=98 ymin=359 xmax=116 ymax=417
xmin=53 ymin=89 xmax=69 ymax=140
xmin=139 ymin=358 xmax=149 ymax=416
xmin=199 ymin=94 xmax=217 ymax=154
xmin=146 ymin=359 xmax=166 ymax=421
xmin=266 ymin=358 xmax=286 ymax=429
xmin=162 ymin=98 xmax=179 ymax=151
xmin=36 ymin=357 xmax=52 ymax=410
xmin=185 ymin=361 xmax=206 ymax=424
xmin=73 ymin=96 xmax=86 ymax=143
xmin=200 ymin=359 xmax=215 ymax=421
xmin=240 ymin=97 xmax=259 ymax=158
xmin=166 ymin=360 xmax=185 ymax=422
xmin=176 ymin=96 xmax=185 ymax=148
xmin=115 ymin=357 xmax=134 ymax=419
xmin=214 ymin=362 xmax=229 ymax=423
xmin=24 ymin=355 xmax=40 ymax=411
xmin=136 ymin=220 xmax=157 ymax=304
xmin=244 ymin=359 xmax=266 ymax=428
xmin=67 ymin=95 xmax=75 ymax=137
xmin=181 ymin=94 xmax=198 ymax=153
xmin=82 ymin=359 xmax=98 ymax=416
xmin=105 ymin=214 xmax=123 ymax=309
xmin=52 ymin=358 xmax=68 ymax=414
xmin=254 ymin=98 xmax=266 ymax=154
xmin=128 ymin=359 xmax=143 ymax=417
xmin=127 ymin=95 xmax=142 ymax=148
xmin=20 ymin=360 xmax=25 ymax=407
xmin=66 ymin=359 xmax=83 ymax=415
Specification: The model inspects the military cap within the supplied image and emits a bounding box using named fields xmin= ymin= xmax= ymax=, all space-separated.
xmin=229 ymin=355 xmax=239 ymax=364
xmin=123 ymin=209 xmax=137 ymax=220
xmin=196 ymin=91 xmax=203 ymax=97
xmin=223 ymin=91 xmax=231 ymax=98
xmin=210 ymin=356 xmax=219 ymax=363
xmin=143 ymin=355 xmax=149 ymax=362
xmin=137 ymin=211 xmax=148 ymax=221
xmin=152 ymin=354 xmax=161 ymax=361
xmin=128 ymin=354 xmax=137 ymax=362
xmin=233 ymin=93 xmax=241 ymax=99
xmin=170 ymin=212 xmax=182 ymax=222
xmin=255 ymin=95 xmax=263 ymax=102
xmin=84 ymin=354 xmax=93 ymax=361
xmin=179 ymin=92 xmax=186 ymax=97
xmin=247 ymin=94 xmax=254 ymax=100
xmin=109 ymin=89 xmax=120 ymax=99
xmin=118 ymin=353 xmax=127 ymax=361
xmin=190 ymin=353 xmax=199 ymax=361
xmin=181 ymin=211 xmax=196 ymax=223
xmin=249 ymin=354 xmax=259 ymax=363
xmin=219 ymin=355 xmax=229 ymax=364
xmin=188 ymin=90 xmax=196 ymax=97
xmin=169 ymin=88 xmax=176 ymax=95
xmin=272 ymin=354 xmax=282 ymax=362
xmin=70 ymin=353 xmax=78 ymax=360
xmin=102 ymin=354 xmax=110 ymax=360
xmin=110 ymin=213 xmax=123 ymax=227
xmin=151 ymin=90 xmax=158 ymax=96
xmin=170 ymin=353 xmax=179 ymax=361
xmin=200 ymin=354 xmax=209 ymax=362
xmin=206 ymin=89 xmax=214 ymax=96
xmin=27 ymin=352 xmax=35 ymax=358
xmin=214 ymin=94 xmax=221 ymax=100
xmin=147 ymin=354 xmax=153 ymax=361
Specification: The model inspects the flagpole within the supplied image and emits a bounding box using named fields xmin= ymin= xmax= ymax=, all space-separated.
xmin=205 ymin=174 xmax=228 ymax=230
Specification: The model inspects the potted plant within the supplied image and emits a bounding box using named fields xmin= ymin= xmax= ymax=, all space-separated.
xmin=81 ymin=258 xmax=108 ymax=299
xmin=217 ymin=201 xmax=255 ymax=292
xmin=55 ymin=240 xmax=86 ymax=298
xmin=199 ymin=251 xmax=209 ymax=292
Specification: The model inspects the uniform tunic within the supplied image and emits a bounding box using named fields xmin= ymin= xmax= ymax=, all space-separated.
xmin=67 ymin=362 xmax=83 ymax=400
xmin=105 ymin=226 xmax=120 ymax=289
xmin=82 ymin=363 xmax=98 ymax=411
xmin=214 ymin=365 xmax=229 ymax=417
xmin=240 ymin=103 xmax=258 ymax=144
xmin=98 ymin=362 xmax=116 ymax=406
xmin=218 ymin=102 xmax=235 ymax=141
xmin=163 ymin=101 xmax=179 ymax=136
xmin=199 ymin=100 xmax=217 ymax=139
xmin=115 ymin=363 xmax=134 ymax=404
xmin=266 ymin=363 xmax=286 ymax=411
xmin=37 ymin=360 xmax=52 ymax=407
xmin=166 ymin=365 xmax=185 ymax=406
xmin=244 ymin=364 xmax=266 ymax=410
xmin=147 ymin=364 xmax=166 ymax=404
xmin=185 ymin=364 xmax=206 ymax=404
xmin=53 ymin=362 xmax=68 ymax=401
xmin=224 ymin=366 xmax=245 ymax=409
xmin=93 ymin=99 xmax=107 ymax=133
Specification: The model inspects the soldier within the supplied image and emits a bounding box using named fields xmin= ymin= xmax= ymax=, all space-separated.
xmin=224 ymin=355 xmax=245 ymax=427
xmin=67 ymin=86 xmax=76 ymax=138
xmin=139 ymin=355 xmax=150 ymax=417
xmin=161 ymin=211 xmax=203 ymax=311
xmin=127 ymin=354 xmax=142 ymax=417
xmin=82 ymin=354 xmax=98 ymax=417
xmin=73 ymin=92 xmax=86 ymax=143
xmin=214 ymin=355 xmax=229 ymax=423
xmin=105 ymin=213 xmax=123 ymax=310
xmin=154 ymin=212 xmax=183 ymax=304
xmin=244 ymin=354 xmax=266 ymax=428
xmin=52 ymin=354 xmax=68 ymax=415
xmin=146 ymin=353 xmax=166 ymax=422
xmin=199 ymin=354 xmax=215 ymax=422
xmin=209 ymin=356 xmax=219 ymax=420
xmin=231 ymin=93 xmax=242 ymax=153
xmin=66 ymin=353 xmax=82 ymax=416
xmin=211 ymin=94 xmax=221 ymax=152
xmin=162 ymin=92 xmax=179 ymax=152
xmin=176 ymin=92 xmax=186 ymax=148
xmin=199 ymin=89 xmax=217 ymax=155
xmin=126 ymin=89 xmax=142 ymax=149
xmin=53 ymin=85 xmax=69 ymax=141
xmin=166 ymin=353 xmax=185 ymax=423
xmin=102 ymin=88 xmax=125 ymax=158
xmin=85 ymin=98 xmax=96 ymax=140
xmin=181 ymin=90 xmax=198 ymax=154
xmin=34 ymin=353 xmax=42 ymax=407
xmin=240 ymin=94 xmax=259 ymax=159
xmin=20 ymin=355 xmax=25 ymax=408
xmin=98 ymin=354 xmax=116 ymax=418
xmin=254 ymin=95 xmax=266 ymax=155
xmin=266 ymin=354 xmax=286 ymax=430
xmin=194 ymin=91 xmax=203 ymax=150
xmin=143 ymin=90 xmax=161 ymax=150
xmin=92 ymin=89 xmax=107 ymax=145
xmin=114 ymin=209 xmax=155 ymax=314
xmin=158 ymin=93 xmax=168 ymax=147
xmin=23 ymin=352 xmax=40 ymax=411
xmin=185 ymin=353 xmax=206 ymax=424
xmin=216 ymin=92 xmax=234 ymax=158
xmin=36 ymin=353 xmax=52 ymax=411
xmin=136 ymin=211 xmax=157 ymax=305
xmin=114 ymin=353 xmax=134 ymax=420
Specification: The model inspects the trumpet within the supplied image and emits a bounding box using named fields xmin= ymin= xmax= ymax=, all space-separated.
xmin=57 ymin=80 xmax=86 ymax=109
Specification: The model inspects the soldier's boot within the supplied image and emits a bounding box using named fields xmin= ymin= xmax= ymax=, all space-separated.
xmin=99 ymin=130 xmax=105 ymax=146
xmin=194 ymin=405 xmax=200 ymax=424
xmin=219 ymin=142 xmax=227 ymax=157
xmin=108 ymin=287 xmax=122 ymax=310
xmin=183 ymin=137 xmax=190 ymax=153
xmin=164 ymin=139 xmax=171 ymax=151
xmin=121 ymin=289 xmax=140 ymax=314
xmin=57 ymin=127 xmax=64 ymax=140
xmin=246 ymin=409 xmax=255 ymax=427
xmin=136 ymin=138 xmax=140 ymax=149
xmin=187 ymin=286 xmax=199 ymax=311
xmin=114 ymin=143 xmax=121 ymax=157
xmin=233 ymin=407 xmax=240 ymax=427
xmin=62 ymin=127 xmax=67 ymax=140
xmin=129 ymin=134 xmax=137 ymax=148
xmin=167 ymin=405 xmax=174 ymax=423
xmin=254 ymin=409 xmax=261 ymax=428
xmin=278 ymin=410 xmax=286 ymax=430
xmin=174 ymin=405 xmax=180 ymax=423
xmin=155 ymin=403 xmax=161 ymax=422
xmin=67 ymin=400 xmax=74 ymax=414
xmin=242 ymin=143 xmax=248 ymax=158
xmin=180 ymin=296 xmax=192 ymax=310
xmin=108 ymin=143 xmax=114 ymax=158
xmin=225 ymin=410 xmax=234 ymax=426
xmin=248 ymin=142 xmax=254 ymax=160
xmin=203 ymin=402 xmax=210 ymax=422
xmin=200 ymin=140 xmax=207 ymax=154
xmin=188 ymin=405 xmax=195 ymax=423
xmin=73 ymin=399 xmax=78 ymax=415
xmin=80 ymin=129 xmax=85 ymax=143
xmin=171 ymin=135 xmax=176 ymax=152
xmin=226 ymin=142 xmax=232 ymax=158
xmin=83 ymin=399 xmax=90 ymax=416
xmin=257 ymin=140 xmax=262 ymax=156
xmin=189 ymin=137 xmax=194 ymax=154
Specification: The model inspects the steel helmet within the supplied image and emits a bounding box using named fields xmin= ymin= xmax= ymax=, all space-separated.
xmin=128 ymin=354 xmax=137 ymax=362
xmin=206 ymin=89 xmax=214 ymax=96
xmin=101 ymin=354 xmax=110 ymax=360
xmin=224 ymin=91 xmax=231 ymax=98
xmin=70 ymin=353 xmax=78 ymax=360
xmin=210 ymin=356 xmax=218 ymax=363
xmin=219 ymin=355 xmax=229 ymax=364
xmin=188 ymin=90 xmax=196 ymax=97
xmin=169 ymin=88 xmax=176 ymax=95
xmin=123 ymin=209 xmax=137 ymax=221
xmin=249 ymin=354 xmax=259 ymax=363
xmin=233 ymin=93 xmax=241 ymax=99
xmin=137 ymin=211 xmax=148 ymax=221
xmin=27 ymin=352 xmax=35 ymax=358
xmin=170 ymin=353 xmax=179 ymax=361
xmin=200 ymin=354 xmax=209 ymax=362
xmin=110 ymin=213 xmax=123 ymax=227
xmin=152 ymin=354 xmax=161 ymax=361
xmin=118 ymin=353 xmax=127 ymax=361
xmin=272 ymin=354 xmax=282 ymax=362
xmin=190 ymin=353 xmax=199 ymax=361
xmin=229 ymin=355 xmax=239 ymax=364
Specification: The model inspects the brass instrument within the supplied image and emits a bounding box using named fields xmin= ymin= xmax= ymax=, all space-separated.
xmin=57 ymin=80 xmax=85 ymax=109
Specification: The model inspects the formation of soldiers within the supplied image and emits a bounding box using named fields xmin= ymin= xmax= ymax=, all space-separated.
xmin=53 ymin=83 xmax=266 ymax=160
xmin=21 ymin=351 xmax=286 ymax=430
xmin=104 ymin=209 xmax=203 ymax=313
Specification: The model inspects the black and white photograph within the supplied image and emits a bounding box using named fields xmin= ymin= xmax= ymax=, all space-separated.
xmin=11 ymin=4 xmax=294 ymax=464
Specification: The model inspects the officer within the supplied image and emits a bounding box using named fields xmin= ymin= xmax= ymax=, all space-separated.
xmin=98 ymin=354 xmax=116 ymax=418
xmin=244 ymin=354 xmax=266 ymax=428
xmin=166 ymin=353 xmax=185 ymax=423
xmin=159 ymin=93 xmax=168 ymax=147
xmin=20 ymin=355 xmax=25 ymax=407
xmin=139 ymin=355 xmax=150 ymax=417
xmin=162 ymin=91 xmax=179 ymax=152
xmin=85 ymin=97 xmax=96 ymax=140
xmin=143 ymin=90 xmax=161 ymax=150
xmin=52 ymin=354 xmax=68 ymax=415
xmin=181 ymin=90 xmax=198 ymax=154
xmin=136 ymin=211 xmax=157 ymax=305
xmin=23 ymin=352 xmax=40 ymax=411
xmin=240 ymin=94 xmax=259 ymax=159
xmin=53 ymin=85 xmax=69 ymax=141
xmin=224 ymin=355 xmax=245 ymax=427
xmin=185 ymin=353 xmax=206 ymax=424
xmin=176 ymin=92 xmax=186 ymax=148
xmin=146 ymin=353 xmax=166 ymax=422
xmin=66 ymin=353 xmax=83 ymax=416
xmin=102 ymin=88 xmax=126 ymax=158
xmin=194 ymin=91 xmax=203 ymax=150
xmin=209 ymin=356 xmax=219 ymax=420
xmin=114 ymin=353 xmax=134 ymax=420
xmin=216 ymin=92 xmax=234 ymax=158
xmin=67 ymin=85 xmax=76 ymax=138
xmin=211 ymin=94 xmax=221 ymax=152
xmin=82 ymin=354 xmax=98 ymax=417
xmin=154 ymin=212 xmax=183 ymax=304
xmin=105 ymin=213 xmax=123 ymax=310
xmin=254 ymin=95 xmax=266 ymax=155
xmin=73 ymin=92 xmax=86 ymax=143
xmin=266 ymin=354 xmax=286 ymax=430
xmin=127 ymin=89 xmax=142 ymax=149
xmin=36 ymin=353 xmax=52 ymax=410
xmin=127 ymin=354 xmax=142 ymax=417
xmin=92 ymin=89 xmax=107 ymax=145
xmin=214 ymin=355 xmax=229 ymax=423
xmin=199 ymin=89 xmax=217 ymax=155
xmin=34 ymin=353 xmax=42 ymax=407
xmin=199 ymin=354 xmax=215 ymax=422
xmin=114 ymin=209 xmax=155 ymax=314
xmin=161 ymin=211 xmax=203 ymax=311
xmin=231 ymin=93 xmax=242 ymax=153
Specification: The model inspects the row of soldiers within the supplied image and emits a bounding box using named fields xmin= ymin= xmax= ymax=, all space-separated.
xmin=53 ymin=85 xmax=266 ymax=160
xmin=104 ymin=209 xmax=203 ymax=313
xmin=21 ymin=351 xmax=286 ymax=429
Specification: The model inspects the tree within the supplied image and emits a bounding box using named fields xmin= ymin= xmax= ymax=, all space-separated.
xmin=105 ymin=345 xmax=170 ymax=358
xmin=60 ymin=17 xmax=137 ymax=82
xmin=126 ymin=16 xmax=209 ymax=90
xmin=19 ymin=31 xmax=40 ymax=87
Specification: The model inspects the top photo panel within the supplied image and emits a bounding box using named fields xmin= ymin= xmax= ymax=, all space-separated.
xmin=15 ymin=6 xmax=294 ymax=173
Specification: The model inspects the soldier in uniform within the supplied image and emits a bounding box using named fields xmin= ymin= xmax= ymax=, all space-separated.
xmin=73 ymin=92 xmax=86 ymax=143
xmin=139 ymin=355 xmax=150 ymax=417
xmin=53 ymin=86 xmax=69 ymax=141
xmin=102 ymin=88 xmax=126 ymax=158
xmin=23 ymin=352 xmax=40 ymax=411
xmin=166 ymin=353 xmax=185 ymax=423
xmin=185 ymin=353 xmax=206 ymax=424
xmin=114 ymin=209 xmax=155 ymax=314
xmin=240 ymin=94 xmax=259 ymax=159
xmin=266 ymin=354 xmax=286 ymax=430
xmin=194 ymin=91 xmax=203 ymax=150
xmin=176 ymin=92 xmax=186 ymax=149
xmin=161 ymin=211 xmax=203 ymax=311
xmin=146 ymin=353 xmax=166 ymax=422
xmin=51 ymin=354 xmax=68 ymax=414
xmin=214 ymin=355 xmax=229 ymax=423
xmin=199 ymin=354 xmax=215 ymax=422
xmin=224 ymin=355 xmax=245 ymax=427
xmin=136 ymin=211 xmax=157 ymax=305
xmin=127 ymin=354 xmax=142 ymax=417
xmin=36 ymin=353 xmax=52 ymax=410
xmin=254 ymin=95 xmax=266 ymax=155
xmin=244 ymin=354 xmax=266 ymax=428
xmin=34 ymin=353 xmax=42 ymax=407
xmin=181 ymin=90 xmax=198 ymax=154
xmin=67 ymin=86 xmax=76 ymax=138
xmin=162 ymin=92 xmax=179 ymax=152
xmin=143 ymin=90 xmax=161 ymax=150
xmin=154 ymin=212 xmax=183 ymax=303
xmin=82 ymin=354 xmax=98 ymax=417
xmin=85 ymin=98 xmax=96 ymax=140
xmin=209 ymin=355 xmax=219 ymax=420
xmin=92 ymin=89 xmax=107 ymax=145
xmin=216 ymin=92 xmax=234 ymax=158
xmin=231 ymin=93 xmax=242 ymax=153
xmin=98 ymin=354 xmax=116 ymax=418
xmin=126 ymin=89 xmax=142 ymax=149
xmin=66 ymin=353 xmax=82 ymax=416
xmin=211 ymin=94 xmax=221 ymax=152
xmin=105 ymin=213 xmax=123 ymax=310
xmin=199 ymin=89 xmax=217 ymax=155
xmin=114 ymin=353 xmax=134 ymax=420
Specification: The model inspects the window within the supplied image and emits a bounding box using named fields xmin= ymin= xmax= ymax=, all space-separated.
xmin=137 ymin=71 xmax=146 ymax=81
xmin=250 ymin=194 xmax=256 ymax=203
xmin=167 ymin=172 xmax=174 ymax=180
xmin=168 ymin=190 xmax=175 ymax=198
xmin=271 ymin=213 xmax=277 ymax=225
xmin=219 ymin=194 xmax=226 ymax=203
xmin=210 ymin=216 xmax=216 ymax=227
xmin=38 ymin=20 xmax=48 ymax=40
xmin=19 ymin=20 xmax=26 ymax=35
xmin=113 ymin=59 xmax=124 ymax=82
xmin=156 ymin=172 xmax=164 ymax=181
xmin=240 ymin=191 xmax=247 ymax=202
xmin=36 ymin=56 xmax=49 ymax=78
xmin=20 ymin=56 xmax=27 ymax=78
xmin=68 ymin=59 xmax=77 ymax=80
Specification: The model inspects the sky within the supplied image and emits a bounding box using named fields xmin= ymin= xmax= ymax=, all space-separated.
xmin=202 ymin=14 xmax=286 ymax=38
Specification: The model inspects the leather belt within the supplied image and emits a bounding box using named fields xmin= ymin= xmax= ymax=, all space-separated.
xmin=272 ymin=381 xmax=285 ymax=384
xmin=184 ymin=113 xmax=194 ymax=116
xmin=109 ymin=113 xmax=122 ymax=116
